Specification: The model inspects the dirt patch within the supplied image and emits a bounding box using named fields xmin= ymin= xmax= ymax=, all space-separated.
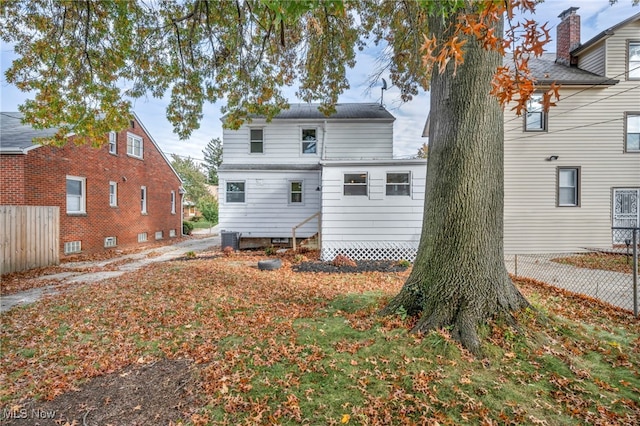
xmin=2 ymin=359 xmax=203 ymax=426
xmin=292 ymin=259 xmax=409 ymax=273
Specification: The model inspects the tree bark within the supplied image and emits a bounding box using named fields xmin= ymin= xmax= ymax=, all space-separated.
xmin=380 ymin=9 xmax=529 ymax=355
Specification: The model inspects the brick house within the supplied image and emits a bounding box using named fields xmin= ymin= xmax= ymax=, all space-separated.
xmin=0 ymin=112 xmax=184 ymax=260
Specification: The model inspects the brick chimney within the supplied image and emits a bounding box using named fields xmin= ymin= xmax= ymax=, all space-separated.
xmin=556 ymin=7 xmax=581 ymax=66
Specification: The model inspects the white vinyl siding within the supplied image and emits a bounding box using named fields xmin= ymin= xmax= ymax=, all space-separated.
xmin=577 ymin=43 xmax=606 ymax=76
xmin=127 ymin=133 xmax=143 ymax=158
xmin=320 ymin=162 xmax=426 ymax=258
xmin=222 ymin=120 xmax=393 ymax=164
xmin=219 ymin=171 xmax=321 ymax=239
xmin=66 ymin=176 xmax=86 ymax=214
xmin=504 ymin=22 xmax=640 ymax=253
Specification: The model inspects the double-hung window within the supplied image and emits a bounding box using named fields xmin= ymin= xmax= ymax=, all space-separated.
xmin=344 ymin=173 xmax=368 ymax=196
xmin=557 ymin=167 xmax=580 ymax=207
xmin=250 ymin=129 xmax=264 ymax=153
xmin=66 ymin=176 xmax=86 ymax=214
xmin=141 ymin=186 xmax=147 ymax=214
xmin=628 ymin=41 xmax=640 ymax=79
xmin=127 ymin=133 xmax=143 ymax=158
xmin=109 ymin=181 xmax=118 ymax=207
xmin=525 ymin=94 xmax=546 ymax=132
xmin=386 ymin=173 xmax=411 ymax=196
xmin=108 ymin=131 xmax=117 ymax=154
xmin=301 ymin=128 xmax=317 ymax=154
xmin=625 ymin=113 xmax=640 ymax=152
xmin=290 ymin=181 xmax=303 ymax=204
xmin=226 ymin=181 xmax=245 ymax=203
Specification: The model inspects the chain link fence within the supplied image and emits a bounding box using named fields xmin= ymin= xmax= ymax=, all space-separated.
xmin=505 ymin=227 xmax=639 ymax=317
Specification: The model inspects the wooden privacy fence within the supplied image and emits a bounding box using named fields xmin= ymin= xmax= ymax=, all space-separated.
xmin=1 ymin=206 xmax=60 ymax=275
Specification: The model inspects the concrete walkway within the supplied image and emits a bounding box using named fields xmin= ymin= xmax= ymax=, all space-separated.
xmin=1 ymin=228 xmax=220 ymax=313
xmin=505 ymin=254 xmax=637 ymax=313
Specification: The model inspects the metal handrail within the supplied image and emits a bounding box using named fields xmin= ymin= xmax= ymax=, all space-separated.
xmin=292 ymin=212 xmax=321 ymax=251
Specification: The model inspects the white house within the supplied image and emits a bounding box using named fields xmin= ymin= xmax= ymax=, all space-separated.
xmin=218 ymin=103 xmax=427 ymax=261
xmin=503 ymin=7 xmax=640 ymax=253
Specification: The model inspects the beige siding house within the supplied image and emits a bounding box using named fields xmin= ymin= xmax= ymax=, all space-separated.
xmin=504 ymin=7 xmax=640 ymax=253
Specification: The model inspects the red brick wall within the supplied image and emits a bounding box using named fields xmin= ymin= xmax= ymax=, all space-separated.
xmin=556 ymin=8 xmax=581 ymax=67
xmin=6 ymin=118 xmax=183 ymax=257
xmin=0 ymin=155 xmax=26 ymax=204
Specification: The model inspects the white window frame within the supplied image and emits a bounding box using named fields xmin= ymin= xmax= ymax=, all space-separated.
xmin=343 ymin=173 xmax=368 ymax=196
xmin=524 ymin=94 xmax=547 ymax=132
xmin=624 ymin=112 xmax=640 ymax=153
xmin=386 ymin=172 xmax=411 ymax=196
xmin=108 ymin=131 xmax=117 ymax=154
xmin=127 ymin=132 xmax=143 ymax=158
xmin=64 ymin=241 xmax=82 ymax=254
xmin=628 ymin=40 xmax=640 ymax=80
xmin=557 ymin=167 xmax=580 ymax=207
xmin=109 ymin=181 xmax=118 ymax=207
xmin=66 ymin=175 xmax=86 ymax=214
xmin=289 ymin=180 xmax=304 ymax=204
xmin=301 ymin=128 xmax=318 ymax=155
xmin=226 ymin=181 xmax=246 ymax=203
xmin=141 ymin=186 xmax=147 ymax=214
xmin=249 ymin=128 xmax=264 ymax=154
xmin=171 ymin=190 xmax=176 ymax=214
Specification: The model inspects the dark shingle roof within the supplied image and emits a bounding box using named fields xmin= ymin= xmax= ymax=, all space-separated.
xmin=519 ymin=53 xmax=618 ymax=86
xmin=0 ymin=112 xmax=57 ymax=153
xmin=219 ymin=163 xmax=321 ymax=171
xmin=270 ymin=103 xmax=395 ymax=121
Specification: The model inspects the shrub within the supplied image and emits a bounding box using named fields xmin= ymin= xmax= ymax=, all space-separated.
xmin=190 ymin=215 xmax=202 ymax=222
xmin=396 ymin=259 xmax=412 ymax=268
xmin=182 ymin=221 xmax=194 ymax=235
xmin=198 ymin=195 xmax=219 ymax=224
xmin=332 ymin=255 xmax=357 ymax=268
xmin=265 ymin=246 xmax=277 ymax=256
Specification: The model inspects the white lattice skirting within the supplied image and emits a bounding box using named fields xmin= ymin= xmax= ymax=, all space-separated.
xmin=321 ymin=241 xmax=419 ymax=262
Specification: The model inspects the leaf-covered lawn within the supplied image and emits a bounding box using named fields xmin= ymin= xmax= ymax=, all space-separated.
xmin=553 ymin=252 xmax=636 ymax=274
xmin=1 ymin=252 xmax=639 ymax=425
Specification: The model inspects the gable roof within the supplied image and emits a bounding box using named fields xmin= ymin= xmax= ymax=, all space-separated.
xmin=0 ymin=111 xmax=183 ymax=183
xmin=0 ymin=112 xmax=59 ymax=154
xmin=525 ymin=53 xmax=619 ymax=86
xmin=245 ymin=103 xmax=395 ymax=121
xmin=572 ymin=11 xmax=640 ymax=56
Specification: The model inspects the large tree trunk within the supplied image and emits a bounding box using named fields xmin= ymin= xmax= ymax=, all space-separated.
xmin=380 ymin=10 xmax=529 ymax=355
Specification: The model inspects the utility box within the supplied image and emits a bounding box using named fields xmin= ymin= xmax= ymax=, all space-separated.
xmin=221 ymin=231 xmax=240 ymax=251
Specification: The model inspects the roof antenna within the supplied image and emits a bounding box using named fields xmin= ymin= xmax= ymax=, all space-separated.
xmin=380 ymin=78 xmax=387 ymax=107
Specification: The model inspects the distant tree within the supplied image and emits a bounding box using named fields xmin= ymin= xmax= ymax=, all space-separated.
xmin=202 ymin=137 xmax=223 ymax=185
xmin=170 ymin=155 xmax=208 ymax=206
xmin=198 ymin=195 xmax=219 ymax=224
xmin=416 ymin=143 xmax=428 ymax=159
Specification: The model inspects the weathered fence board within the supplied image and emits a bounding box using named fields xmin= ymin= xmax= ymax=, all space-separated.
xmin=0 ymin=206 xmax=59 ymax=275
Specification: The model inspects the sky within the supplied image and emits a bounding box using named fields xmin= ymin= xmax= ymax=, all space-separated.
xmin=1 ymin=1 xmax=639 ymax=163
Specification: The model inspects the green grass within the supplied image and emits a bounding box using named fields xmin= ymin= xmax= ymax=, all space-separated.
xmin=1 ymin=256 xmax=638 ymax=424
xmin=191 ymin=220 xmax=216 ymax=229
